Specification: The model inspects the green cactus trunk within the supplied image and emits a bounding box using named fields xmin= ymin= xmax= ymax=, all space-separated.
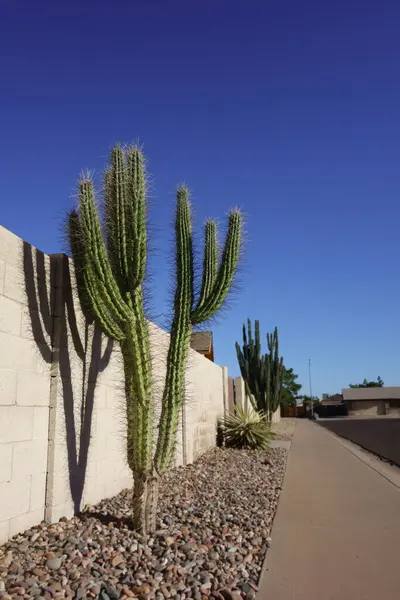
xmin=69 ymin=145 xmax=243 ymax=533
xmin=155 ymin=189 xmax=242 ymax=474
xmin=236 ymin=320 xmax=267 ymax=412
xmin=121 ymin=310 xmax=155 ymax=531
xmin=265 ymin=327 xmax=283 ymax=419
xmin=154 ymin=189 xmax=194 ymax=473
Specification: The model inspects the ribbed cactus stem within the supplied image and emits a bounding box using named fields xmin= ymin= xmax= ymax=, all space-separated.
xmin=196 ymin=220 xmax=218 ymax=311
xmin=191 ymin=211 xmax=242 ymax=324
xmin=78 ymin=179 xmax=130 ymax=322
xmin=127 ymin=149 xmax=147 ymax=287
xmin=155 ymin=187 xmax=194 ymax=474
xmin=155 ymin=192 xmax=243 ymax=474
xmin=266 ymin=326 xmax=283 ymax=416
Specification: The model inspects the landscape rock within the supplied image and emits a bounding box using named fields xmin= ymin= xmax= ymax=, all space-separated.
xmin=45 ymin=557 xmax=62 ymax=570
xmin=0 ymin=447 xmax=287 ymax=599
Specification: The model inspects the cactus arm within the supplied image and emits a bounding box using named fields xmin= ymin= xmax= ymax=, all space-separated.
xmin=235 ymin=340 xmax=246 ymax=379
xmin=105 ymin=147 xmax=148 ymax=291
xmin=194 ymin=219 xmax=218 ymax=312
xmin=104 ymin=146 xmax=129 ymax=288
xmin=68 ymin=209 xmax=93 ymax=319
xmin=68 ymin=210 xmax=125 ymax=341
xmin=265 ymin=326 xmax=283 ymax=415
xmin=127 ymin=148 xmax=147 ymax=288
xmin=155 ymin=186 xmax=194 ymax=474
xmin=247 ymin=318 xmax=253 ymax=346
xmin=266 ymin=354 xmax=271 ymax=418
xmin=190 ymin=210 xmax=242 ymax=324
xmin=79 ymin=179 xmax=130 ymax=322
xmin=113 ymin=146 xmax=129 ymax=283
xmin=84 ymin=265 xmax=125 ymax=341
xmin=255 ymin=320 xmax=261 ymax=360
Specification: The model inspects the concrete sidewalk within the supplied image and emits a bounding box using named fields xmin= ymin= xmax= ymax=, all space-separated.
xmin=259 ymin=421 xmax=400 ymax=599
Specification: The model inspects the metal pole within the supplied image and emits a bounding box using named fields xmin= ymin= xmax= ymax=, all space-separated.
xmin=309 ymin=358 xmax=313 ymax=417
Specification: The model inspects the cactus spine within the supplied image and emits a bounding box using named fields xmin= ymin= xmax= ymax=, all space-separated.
xmin=236 ymin=321 xmax=283 ymax=419
xmin=69 ymin=146 xmax=242 ymax=533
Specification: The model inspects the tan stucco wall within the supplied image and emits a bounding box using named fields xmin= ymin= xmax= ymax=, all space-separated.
xmin=0 ymin=226 xmax=226 ymax=544
xmin=345 ymin=400 xmax=386 ymax=416
xmin=342 ymin=387 xmax=400 ymax=401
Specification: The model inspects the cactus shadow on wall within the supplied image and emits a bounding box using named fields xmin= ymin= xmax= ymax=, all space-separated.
xmin=23 ymin=242 xmax=113 ymax=515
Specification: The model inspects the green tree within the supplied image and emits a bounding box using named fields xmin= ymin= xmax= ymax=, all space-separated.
xmin=349 ymin=376 xmax=384 ymax=388
xmin=280 ymin=367 xmax=302 ymax=407
xmin=301 ymin=395 xmax=320 ymax=406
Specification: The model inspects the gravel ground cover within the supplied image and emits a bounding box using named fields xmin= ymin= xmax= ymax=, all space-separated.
xmin=272 ymin=433 xmax=292 ymax=441
xmin=0 ymin=447 xmax=287 ymax=600
xmin=271 ymin=419 xmax=296 ymax=442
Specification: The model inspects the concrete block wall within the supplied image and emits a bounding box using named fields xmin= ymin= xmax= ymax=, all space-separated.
xmin=184 ymin=353 xmax=226 ymax=464
xmin=0 ymin=226 xmax=51 ymax=542
xmin=0 ymin=225 xmax=227 ymax=544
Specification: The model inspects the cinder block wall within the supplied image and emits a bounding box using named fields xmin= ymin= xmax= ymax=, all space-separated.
xmin=0 ymin=226 xmax=226 ymax=544
xmin=0 ymin=226 xmax=51 ymax=542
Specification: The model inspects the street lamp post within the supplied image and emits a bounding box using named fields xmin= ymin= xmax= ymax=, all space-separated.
xmin=309 ymin=358 xmax=313 ymax=418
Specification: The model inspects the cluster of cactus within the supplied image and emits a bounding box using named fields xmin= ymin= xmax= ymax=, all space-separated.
xmin=68 ymin=145 xmax=242 ymax=533
xmin=235 ymin=320 xmax=283 ymax=419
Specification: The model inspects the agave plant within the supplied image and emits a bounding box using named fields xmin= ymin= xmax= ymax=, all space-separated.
xmin=68 ymin=144 xmax=243 ymax=533
xmin=222 ymin=406 xmax=274 ymax=450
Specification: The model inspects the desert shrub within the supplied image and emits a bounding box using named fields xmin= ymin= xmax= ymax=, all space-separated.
xmin=222 ymin=406 xmax=274 ymax=450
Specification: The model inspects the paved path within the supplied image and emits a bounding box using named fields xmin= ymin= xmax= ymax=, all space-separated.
xmin=259 ymin=421 xmax=400 ymax=599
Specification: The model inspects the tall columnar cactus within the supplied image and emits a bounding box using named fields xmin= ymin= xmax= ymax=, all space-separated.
xmin=236 ymin=321 xmax=283 ymax=419
xmin=266 ymin=327 xmax=284 ymax=417
xmin=68 ymin=145 xmax=243 ymax=533
xmin=235 ymin=320 xmax=267 ymax=412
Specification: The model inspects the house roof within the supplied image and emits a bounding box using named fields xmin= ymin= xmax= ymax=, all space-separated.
xmin=321 ymin=399 xmax=344 ymax=406
xmin=321 ymin=394 xmax=344 ymax=406
xmin=342 ymin=387 xmax=400 ymax=401
xmin=190 ymin=331 xmax=213 ymax=354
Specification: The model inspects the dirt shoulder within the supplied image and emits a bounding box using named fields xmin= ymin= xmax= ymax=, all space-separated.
xmin=271 ymin=418 xmax=296 ymax=440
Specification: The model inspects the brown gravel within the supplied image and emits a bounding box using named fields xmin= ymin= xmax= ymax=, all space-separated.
xmin=0 ymin=447 xmax=287 ymax=600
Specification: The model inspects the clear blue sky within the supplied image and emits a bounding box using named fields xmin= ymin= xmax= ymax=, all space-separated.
xmin=1 ymin=0 xmax=400 ymax=396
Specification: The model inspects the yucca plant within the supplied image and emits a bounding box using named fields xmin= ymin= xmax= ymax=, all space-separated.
xmin=68 ymin=144 xmax=243 ymax=533
xmin=222 ymin=406 xmax=274 ymax=450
